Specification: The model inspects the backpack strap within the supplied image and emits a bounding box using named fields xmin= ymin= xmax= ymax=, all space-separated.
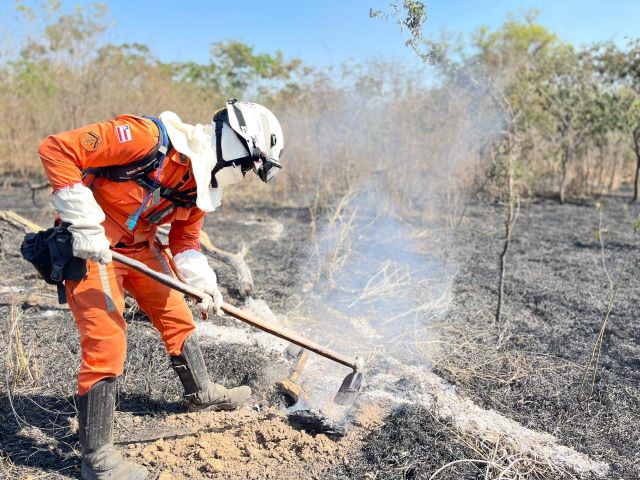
xmin=82 ymin=149 xmax=160 ymax=181
xmin=135 ymin=175 xmax=197 ymax=209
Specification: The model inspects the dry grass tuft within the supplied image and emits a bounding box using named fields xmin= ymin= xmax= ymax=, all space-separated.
xmin=0 ymin=451 xmax=18 ymax=480
xmin=3 ymin=300 xmax=40 ymax=389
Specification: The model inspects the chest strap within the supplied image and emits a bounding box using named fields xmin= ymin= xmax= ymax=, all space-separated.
xmin=135 ymin=175 xmax=197 ymax=209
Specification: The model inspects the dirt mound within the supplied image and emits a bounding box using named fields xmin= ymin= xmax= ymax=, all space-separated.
xmin=121 ymin=407 xmax=364 ymax=479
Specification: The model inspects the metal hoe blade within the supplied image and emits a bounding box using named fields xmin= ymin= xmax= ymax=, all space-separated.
xmin=333 ymin=369 xmax=364 ymax=405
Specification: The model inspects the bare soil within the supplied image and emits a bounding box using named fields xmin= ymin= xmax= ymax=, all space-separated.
xmin=1 ymin=185 xmax=638 ymax=479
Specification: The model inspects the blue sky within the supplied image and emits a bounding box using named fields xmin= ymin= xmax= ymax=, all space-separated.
xmin=2 ymin=1 xmax=638 ymax=66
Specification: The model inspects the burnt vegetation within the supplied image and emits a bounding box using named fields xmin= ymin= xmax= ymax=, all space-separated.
xmin=1 ymin=1 xmax=639 ymax=479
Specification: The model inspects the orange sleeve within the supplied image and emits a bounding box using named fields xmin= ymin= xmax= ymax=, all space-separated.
xmin=38 ymin=115 xmax=159 ymax=190
xmin=169 ymin=208 xmax=205 ymax=256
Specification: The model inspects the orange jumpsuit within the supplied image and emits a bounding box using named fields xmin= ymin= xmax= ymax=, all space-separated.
xmin=39 ymin=115 xmax=204 ymax=394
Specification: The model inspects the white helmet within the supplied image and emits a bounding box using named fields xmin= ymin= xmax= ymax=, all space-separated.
xmin=210 ymin=99 xmax=284 ymax=188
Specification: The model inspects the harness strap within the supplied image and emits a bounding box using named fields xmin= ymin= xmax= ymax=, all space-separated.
xmin=82 ymin=148 xmax=160 ymax=181
xmin=135 ymin=175 xmax=197 ymax=209
xmin=126 ymin=116 xmax=169 ymax=229
xmin=210 ymin=117 xmax=226 ymax=189
xmin=209 ymin=110 xmax=256 ymax=188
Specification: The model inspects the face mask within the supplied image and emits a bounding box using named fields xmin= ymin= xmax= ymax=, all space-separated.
xmin=255 ymin=156 xmax=282 ymax=183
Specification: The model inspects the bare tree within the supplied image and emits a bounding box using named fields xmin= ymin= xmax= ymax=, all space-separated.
xmin=370 ymin=1 xmax=522 ymax=323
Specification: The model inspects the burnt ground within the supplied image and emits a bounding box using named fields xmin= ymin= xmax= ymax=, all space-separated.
xmin=441 ymin=197 xmax=640 ymax=479
xmin=326 ymin=196 xmax=640 ymax=480
xmin=0 ymin=184 xmax=639 ymax=479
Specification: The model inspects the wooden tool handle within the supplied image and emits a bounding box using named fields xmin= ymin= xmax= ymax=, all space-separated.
xmin=111 ymin=251 xmax=358 ymax=371
xmin=220 ymin=303 xmax=357 ymax=370
xmin=290 ymin=349 xmax=309 ymax=383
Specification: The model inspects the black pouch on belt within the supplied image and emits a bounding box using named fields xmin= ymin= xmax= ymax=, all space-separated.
xmin=20 ymin=223 xmax=87 ymax=304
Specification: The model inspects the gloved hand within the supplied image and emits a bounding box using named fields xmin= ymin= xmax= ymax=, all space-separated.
xmin=195 ymin=285 xmax=224 ymax=317
xmin=173 ymin=249 xmax=223 ymax=316
xmin=53 ymin=183 xmax=112 ymax=264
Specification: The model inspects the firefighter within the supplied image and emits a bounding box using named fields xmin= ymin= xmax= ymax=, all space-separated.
xmin=38 ymin=100 xmax=283 ymax=480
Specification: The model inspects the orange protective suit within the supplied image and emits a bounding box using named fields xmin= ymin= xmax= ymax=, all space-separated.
xmin=39 ymin=115 xmax=204 ymax=394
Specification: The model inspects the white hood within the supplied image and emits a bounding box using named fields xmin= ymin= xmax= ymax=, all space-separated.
xmin=158 ymin=111 xmax=219 ymax=212
xmin=159 ymin=111 xmax=255 ymax=212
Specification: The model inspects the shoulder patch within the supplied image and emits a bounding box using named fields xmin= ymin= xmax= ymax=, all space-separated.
xmin=116 ymin=124 xmax=132 ymax=143
xmin=80 ymin=131 xmax=100 ymax=151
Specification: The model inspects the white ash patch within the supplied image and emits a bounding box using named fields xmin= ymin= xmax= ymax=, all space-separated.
xmin=363 ymin=360 xmax=610 ymax=479
xmin=196 ymin=298 xmax=288 ymax=354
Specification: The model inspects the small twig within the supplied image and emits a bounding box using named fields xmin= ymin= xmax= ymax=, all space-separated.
xmin=577 ymin=212 xmax=640 ymax=409
xmin=115 ymin=425 xmax=232 ymax=445
xmin=596 ymin=204 xmax=613 ymax=290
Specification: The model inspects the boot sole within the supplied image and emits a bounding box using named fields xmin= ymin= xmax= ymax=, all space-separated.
xmin=81 ymin=462 xmax=148 ymax=480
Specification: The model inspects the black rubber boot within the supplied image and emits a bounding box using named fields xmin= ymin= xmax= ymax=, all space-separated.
xmin=77 ymin=378 xmax=148 ymax=480
xmin=170 ymin=334 xmax=251 ymax=412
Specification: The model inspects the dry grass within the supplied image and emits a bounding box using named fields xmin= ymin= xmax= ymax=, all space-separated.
xmin=430 ymin=321 xmax=571 ymax=391
xmin=335 ymin=402 xmax=576 ymax=480
xmin=0 ymin=451 xmax=18 ymax=480
xmin=3 ymin=300 xmax=40 ymax=390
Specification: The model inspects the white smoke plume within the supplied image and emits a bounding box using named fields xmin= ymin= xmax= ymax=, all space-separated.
xmin=277 ymin=60 xmax=506 ymax=414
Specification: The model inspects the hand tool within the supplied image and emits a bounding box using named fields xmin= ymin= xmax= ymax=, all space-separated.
xmin=277 ymin=348 xmax=310 ymax=404
xmin=111 ymin=250 xmax=364 ymax=406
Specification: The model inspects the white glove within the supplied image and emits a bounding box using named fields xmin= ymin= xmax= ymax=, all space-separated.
xmin=53 ymin=183 xmax=112 ymax=264
xmin=173 ymin=249 xmax=223 ymax=316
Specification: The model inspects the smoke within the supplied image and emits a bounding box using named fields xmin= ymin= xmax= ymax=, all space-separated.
xmin=285 ymin=188 xmax=457 ymax=414
xmin=300 ymin=188 xmax=454 ymax=363
xmin=277 ymin=60 xmax=506 ymax=414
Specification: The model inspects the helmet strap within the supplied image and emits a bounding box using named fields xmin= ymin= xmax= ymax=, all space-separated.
xmin=210 ymin=113 xmax=256 ymax=188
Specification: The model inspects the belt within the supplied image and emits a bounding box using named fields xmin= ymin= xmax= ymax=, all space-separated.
xmin=114 ymin=241 xmax=149 ymax=250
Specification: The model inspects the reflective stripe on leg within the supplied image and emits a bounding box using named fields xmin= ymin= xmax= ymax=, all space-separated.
xmin=98 ymin=263 xmax=117 ymax=313
xmin=66 ymin=261 xmax=127 ymax=395
xmin=126 ymin=246 xmax=195 ymax=356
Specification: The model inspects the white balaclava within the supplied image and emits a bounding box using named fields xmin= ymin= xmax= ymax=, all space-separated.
xmin=159 ymin=111 xmax=248 ymax=212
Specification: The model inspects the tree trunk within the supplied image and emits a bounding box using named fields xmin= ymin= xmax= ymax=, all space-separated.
xmin=496 ymin=145 xmax=518 ymax=325
xmin=559 ymin=146 xmax=570 ymax=205
xmin=633 ymin=131 xmax=640 ymax=202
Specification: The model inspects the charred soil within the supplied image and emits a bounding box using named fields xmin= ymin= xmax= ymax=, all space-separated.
xmin=1 ymin=186 xmax=638 ymax=479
